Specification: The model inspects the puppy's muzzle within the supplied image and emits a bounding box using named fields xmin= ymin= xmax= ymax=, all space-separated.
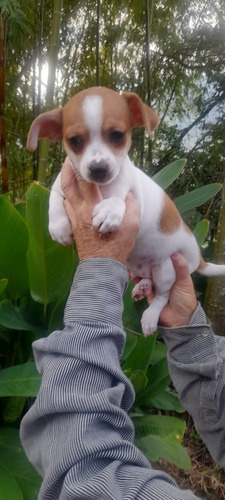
xmin=88 ymin=161 xmax=110 ymax=183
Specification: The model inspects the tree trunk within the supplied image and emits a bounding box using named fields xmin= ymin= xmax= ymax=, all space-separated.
xmin=96 ymin=0 xmax=100 ymax=86
xmin=145 ymin=0 xmax=154 ymax=170
xmin=204 ymin=177 xmax=225 ymax=335
xmin=38 ymin=0 xmax=63 ymax=184
xmin=0 ymin=15 xmax=8 ymax=194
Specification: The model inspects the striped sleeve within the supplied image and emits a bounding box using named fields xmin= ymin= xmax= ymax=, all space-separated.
xmin=159 ymin=304 xmax=225 ymax=466
xmin=20 ymin=258 xmax=200 ymax=499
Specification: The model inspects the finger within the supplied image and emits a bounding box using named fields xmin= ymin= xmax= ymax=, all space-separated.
xmin=124 ymin=193 xmax=140 ymax=231
xmin=171 ymin=252 xmax=190 ymax=281
xmin=61 ymin=158 xmax=82 ymax=205
xmin=61 ymin=157 xmax=102 ymax=207
xmin=64 ymin=199 xmax=76 ymax=224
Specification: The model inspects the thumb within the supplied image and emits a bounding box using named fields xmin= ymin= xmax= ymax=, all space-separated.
xmin=171 ymin=252 xmax=191 ymax=282
xmin=61 ymin=156 xmax=102 ymax=208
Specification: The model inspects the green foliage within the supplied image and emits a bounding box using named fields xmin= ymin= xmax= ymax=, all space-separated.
xmin=153 ymin=158 xmax=187 ymax=190
xmin=193 ymin=220 xmax=210 ymax=246
xmin=0 ymin=427 xmax=41 ymax=499
xmin=122 ymin=284 xmax=190 ymax=470
xmin=0 ymin=363 xmax=40 ymax=397
xmin=0 ymin=194 xmax=29 ymax=300
xmin=0 ymin=279 xmax=7 ymax=295
xmin=0 ymin=183 xmax=77 ymax=496
xmin=175 ymin=183 xmax=222 ymax=216
xmin=26 ymin=183 xmax=75 ymax=306
xmin=0 ymin=162 xmax=222 ymax=494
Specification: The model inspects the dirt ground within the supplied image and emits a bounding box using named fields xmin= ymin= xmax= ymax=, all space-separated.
xmin=153 ymin=415 xmax=225 ymax=500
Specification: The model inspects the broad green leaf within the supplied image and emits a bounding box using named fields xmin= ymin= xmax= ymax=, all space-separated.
xmin=150 ymin=340 xmax=167 ymax=364
xmin=136 ymin=357 xmax=171 ymax=405
xmin=0 ymin=300 xmax=43 ymax=335
xmin=123 ymin=331 xmax=157 ymax=372
xmin=47 ymin=296 xmax=68 ymax=333
xmin=0 ymin=195 xmax=29 ymax=300
xmin=3 ymin=396 xmax=27 ymax=423
xmin=193 ymin=219 xmax=209 ymax=246
xmin=0 ymin=362 xmax=41 ymax=397
xmin=122 ymin=331 xmax=137 ymax=362
xmin=123 ymin=282 xmax=146 ymax=336
xmin=175 ymin=183 xmax=222 ymax=214
xmin=0 ymin=468 xmax=24 ymax=499
xmin=133 ymin=414 xmax=186 ymax=440
xmin=145 ymin=389 xmax=184 ymax=412
xmin=135 ymin=434 xmax=191 ymax=470
xmin=147 ymin=358 xmax=170 ymax=397
xmin=0 ymin=427 xmax=41 ymax=500
xmin=153 ymin=159 xmax=186 ymax=190
xmin=26 ymin=183 xmax=77 ymax=306
xmin=134 ymin=414 xmax=191 ymax=468
xmin=124 ymin=369 xmax=148 ymax=394
xmin=14 ymin=201 xmax=26 ymax=220
xmin=0 ymin=279 xmax=7 ymax=295
xmin=129 ymin=408 xmax=145 ymax=418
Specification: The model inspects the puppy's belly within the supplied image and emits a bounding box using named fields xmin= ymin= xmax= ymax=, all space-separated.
xmin=126 ymin=258 xmax=152 ymax=280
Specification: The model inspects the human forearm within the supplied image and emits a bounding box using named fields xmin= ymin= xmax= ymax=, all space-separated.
xmin=159 ymin=304 xmax=225 ymax=466
xmin=20 ymin=259 xmax=137 ymax=496
xmin=20 ymin=259 xmax=200 ymax=499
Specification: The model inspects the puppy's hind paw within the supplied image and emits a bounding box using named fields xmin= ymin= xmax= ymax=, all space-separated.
xmin=132 ymin=278 xmax=152 ymax=301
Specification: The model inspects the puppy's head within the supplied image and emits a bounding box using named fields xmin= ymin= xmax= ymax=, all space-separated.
xmin=27 ymin=87 xmax=159 ymax=184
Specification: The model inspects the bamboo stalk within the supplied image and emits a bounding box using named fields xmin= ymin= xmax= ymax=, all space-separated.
xmin=38 ymin=0 xmax=63 ymax=184
xmin=0 ymin=15 xmax=8 ymax=194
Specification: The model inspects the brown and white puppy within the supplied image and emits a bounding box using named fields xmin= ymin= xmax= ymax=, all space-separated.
xmin=27 ymin=87 xmax=225 ymax=336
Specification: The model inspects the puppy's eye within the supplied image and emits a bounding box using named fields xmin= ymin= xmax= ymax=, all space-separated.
xmin=67 ymin=135 xmax=84 ymax=152
xmin=108 ymin=130 xmax=126 ymax=145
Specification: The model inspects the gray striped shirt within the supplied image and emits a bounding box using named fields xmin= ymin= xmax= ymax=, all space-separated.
xmin=20 ymin=258 xmax=224 ymax=499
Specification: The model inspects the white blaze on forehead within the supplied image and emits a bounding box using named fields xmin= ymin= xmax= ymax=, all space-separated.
xmin=82 ymin=95 xmax=103 ymax=136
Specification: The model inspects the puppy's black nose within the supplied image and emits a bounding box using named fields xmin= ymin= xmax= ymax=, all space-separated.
xmin=89 ymin=161 xmax=109 ymax=182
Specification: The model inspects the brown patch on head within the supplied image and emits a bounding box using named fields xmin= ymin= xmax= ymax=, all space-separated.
xmin=63 ymin=87 xmax=159 ymax=143
xmin=122 ymin=91 xmax=160 ymax=137
xmin=63 ymin=87 xmax=132 ymax=154
xmin=159 ymin=193 xmax=181 ymax=233
xmin=26 ymin=109 xmax=62 ymax=151
xmin=63 ymin=87 xmax=130 ymax=129
xmin=101 ymin=89 xmax=132 ymax=151
xmin=27 ymin=87 xmax=159 ymax=153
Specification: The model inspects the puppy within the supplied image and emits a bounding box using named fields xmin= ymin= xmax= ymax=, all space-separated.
xmin=27 ymin=87 xmax=225 ymax=336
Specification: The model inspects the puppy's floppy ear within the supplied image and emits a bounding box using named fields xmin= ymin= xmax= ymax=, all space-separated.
xmin=27 ymin=109 xmax=62 ymax=151
xmin=122 ymin=92 xmax=159 ymax=137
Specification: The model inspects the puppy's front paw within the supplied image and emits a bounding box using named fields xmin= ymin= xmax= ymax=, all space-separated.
xmin=132 ymin=278 xmax=152 ymax=301
xmin=49 ymin=215 xmax=73 ymax=246
xmin=92 ymin=197 xmax=126 ymax=233
xmin=141 ymin=307 xmax=159 ymax=337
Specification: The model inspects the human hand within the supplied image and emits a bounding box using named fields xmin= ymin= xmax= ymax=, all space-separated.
xmin=159 ymin=252 xmax=198 ymax=328
xmin=61 ymin=158 xmax=140 ymax=264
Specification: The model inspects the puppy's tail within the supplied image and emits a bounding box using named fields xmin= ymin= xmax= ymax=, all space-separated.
xmin=198 ymin=256 xmax=225 ymax=277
